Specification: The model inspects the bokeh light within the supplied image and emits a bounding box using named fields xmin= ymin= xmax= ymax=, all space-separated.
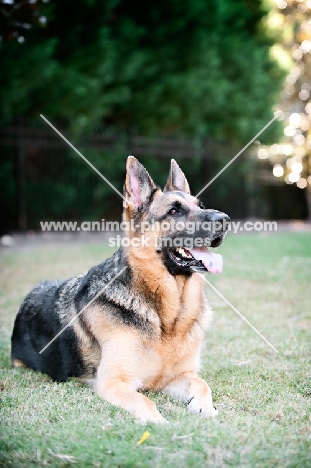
xmin=273 ymin=164 xmax=284 ymax=177
xmin=297 ymin=178 xmax=307 ymax=188
xmin=257 ymin=148 xmax=269 ymax=159
xmin=288 ymin=172 xmax=300 ymax=183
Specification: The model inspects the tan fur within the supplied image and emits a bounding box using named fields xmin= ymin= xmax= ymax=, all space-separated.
xmin=76 ymin=157 xmax=220 ymax=422
xmin=80 ymin=242 xmax=215 ymax=422
xmin=11 ymin=159 xmax=227 ymax=422
xmin=12 ymin=359 xmax=27 ymax=368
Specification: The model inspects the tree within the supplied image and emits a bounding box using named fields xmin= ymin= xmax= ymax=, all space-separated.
xmin=0 ymin=0 xmax=283 ymax=142
xmin=0 ymin=0 xmax=286 ymax=232
xmin=259 ymin=0 xmax=311 ymax=218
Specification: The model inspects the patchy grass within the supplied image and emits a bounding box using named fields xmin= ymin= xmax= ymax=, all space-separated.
xmin=0 ymin=232 xmax=311 ymax=467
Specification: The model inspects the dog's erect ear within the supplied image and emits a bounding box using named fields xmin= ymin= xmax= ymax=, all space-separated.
xmin=164 ymin=159 xmax=190 ymax=194
xmin=124 ymin=156 xmax=157 ymax=209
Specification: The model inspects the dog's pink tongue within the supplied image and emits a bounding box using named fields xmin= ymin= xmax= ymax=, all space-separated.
xmin=189 ymin=247 xmax=223 ymax=273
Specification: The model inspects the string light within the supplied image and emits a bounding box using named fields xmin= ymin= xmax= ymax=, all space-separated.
xmin=291 ymin=161 xmax=303 ymax=173
xmin=263 ymin=0 xmax=311 ymax=198
xmin=282 ymin=144 xmax=293 ymax=155
xmin=298 ymin=89 xmax=309 ymax=100
xmin=258 ymin=148 xmax=269 ymax=159
xmin=289 ymin=113 xmax=301 ymax=127
xmin=276 ymin=0 xmax=287 ymax=9
xmin=293 ymin=134 xmax=305 ymax=145
xmin=300 ymin=40 xmax=311 ymax=53
xmin=292 ymin=49 xmax=303 ymax=59
xmin=297 ymin=178 xmax=307 ymax=188
xmin=288 ymin=172 xmax=300 ymax=183
xmin=300 ymin=119 xmax=310 ymax=131
xmin=273 ymin=164 xmax=284 ymax=177
xmin=284 ymin=126 xmax=296 ymax=137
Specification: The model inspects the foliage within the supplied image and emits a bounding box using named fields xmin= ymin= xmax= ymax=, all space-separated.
xmin=0 ymin=0 xmax=283 ymax=142
xmin=0 ymin=0 xmax=287 ymax=231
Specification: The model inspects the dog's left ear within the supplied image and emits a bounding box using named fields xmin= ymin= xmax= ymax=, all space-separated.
xmin=124 ymin=156 xmax=157 ymax=209
xmin=164 ymin=159 xmax=190 ymax=194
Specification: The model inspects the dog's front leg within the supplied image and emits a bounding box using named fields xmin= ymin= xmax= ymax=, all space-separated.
xmin=163 ymin=371 xmax=218 ymax=417
xmin=95 ymin=360 xmax=167 ymax=424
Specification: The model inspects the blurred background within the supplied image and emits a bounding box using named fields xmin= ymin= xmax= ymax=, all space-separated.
xmin=0 ymin=0 xmax=311 ymax=235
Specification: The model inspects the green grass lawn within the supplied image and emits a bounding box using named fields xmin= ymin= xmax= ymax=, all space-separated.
xmin=0 ymin=232 xmax=311 ymax=467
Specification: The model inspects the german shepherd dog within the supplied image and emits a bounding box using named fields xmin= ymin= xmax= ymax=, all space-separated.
xmin=11 ymin=156 xmax=230 ymax=423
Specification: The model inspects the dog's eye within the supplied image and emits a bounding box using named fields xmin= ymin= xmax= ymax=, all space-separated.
xmin=199 ymin=199 xmax=207 ymax=209
xmin=168 ymin=208 xmax=178 ymax=216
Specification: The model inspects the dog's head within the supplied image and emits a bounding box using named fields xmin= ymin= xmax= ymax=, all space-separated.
xmin=123 ymin=156 xmax=230 ymax=275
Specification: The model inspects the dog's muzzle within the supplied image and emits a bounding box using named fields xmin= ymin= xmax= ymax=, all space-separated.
xmin=163 ymin=210 xmax=230 ymax=275
xmin=202 ymin=210 xmax=230 ymax=247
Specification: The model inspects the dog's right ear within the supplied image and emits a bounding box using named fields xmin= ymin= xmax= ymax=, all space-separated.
xmin=164 ymin=159 xmax=190 ymax=194
xmin=124 ymin=156 xmax=157 ymax=210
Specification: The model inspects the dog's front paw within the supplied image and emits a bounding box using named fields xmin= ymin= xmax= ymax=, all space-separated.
xmin=136 ymin=408 xmax=168 ymax=424
xmin=187 ymin=396 xmax=218 ymax=418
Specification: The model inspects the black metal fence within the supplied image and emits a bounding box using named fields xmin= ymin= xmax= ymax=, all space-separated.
xmin=1 ymin=120 xmax=302 ymax=234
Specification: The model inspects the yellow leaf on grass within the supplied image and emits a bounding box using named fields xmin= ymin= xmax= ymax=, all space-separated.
xmin=136 ymin=431 xmax=150 ymax=446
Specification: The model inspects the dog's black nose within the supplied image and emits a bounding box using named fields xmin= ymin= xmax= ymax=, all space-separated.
xmin=202 ymin=210 xmax=230 ymax=243
xmin=209 ymin=210 xmax=230 ymax=225
xmin=205 ymin=210 xmax=230 ymax=231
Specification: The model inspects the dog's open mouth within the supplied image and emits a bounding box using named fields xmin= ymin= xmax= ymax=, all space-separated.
xmin=167 ymin=246 xmax=223 ymax=273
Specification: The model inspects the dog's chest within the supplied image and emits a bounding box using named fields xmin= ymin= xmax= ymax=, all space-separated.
xmin=141 ymin=318 xmax=205 ymax=390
